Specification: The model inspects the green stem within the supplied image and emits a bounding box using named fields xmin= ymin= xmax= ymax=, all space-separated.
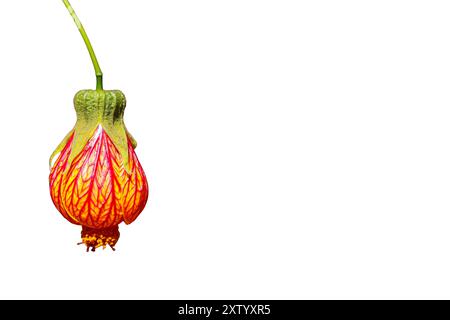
xmin=62 ymin=0 xmax=103 ymax=90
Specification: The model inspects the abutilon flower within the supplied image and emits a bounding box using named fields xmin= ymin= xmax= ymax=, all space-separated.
xmin=50 ymin=1 xmax=149 ymax=251
xmin=50 ymin=90 xmax=148 ymax=251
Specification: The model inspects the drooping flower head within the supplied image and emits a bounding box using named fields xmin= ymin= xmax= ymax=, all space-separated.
xmin=50 ymin=90 xmax=149 ymax=251
xmin=53 ymin=1 xmax=149 ymax=251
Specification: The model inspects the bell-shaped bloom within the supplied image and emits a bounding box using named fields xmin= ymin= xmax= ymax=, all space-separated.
xmin=49 ymin=90 xmax=148 ymax=251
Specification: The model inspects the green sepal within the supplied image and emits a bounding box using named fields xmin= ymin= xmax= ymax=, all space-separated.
xmin=50 ymin=89 xmax=136 ymax=173
xmin=126 ymin=127 xmax=137 ymax=149
xmin=49 ymin=129 xmax=74 ymax=169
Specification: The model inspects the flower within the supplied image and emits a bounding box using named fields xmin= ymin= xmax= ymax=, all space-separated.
xmin=49 ymin=90 xmax=148 ymax=251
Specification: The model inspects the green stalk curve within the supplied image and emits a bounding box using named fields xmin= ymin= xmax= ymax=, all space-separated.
xmin=62 ymin=0 xmax=103 ymax=90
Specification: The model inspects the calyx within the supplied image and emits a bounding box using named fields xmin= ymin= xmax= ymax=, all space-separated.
xmin=50 ymin=90 xmax=137 ymax=173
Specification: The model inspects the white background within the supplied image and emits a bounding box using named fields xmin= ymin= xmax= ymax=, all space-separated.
xmin=0 ymin=0 xmax=450 ymax=299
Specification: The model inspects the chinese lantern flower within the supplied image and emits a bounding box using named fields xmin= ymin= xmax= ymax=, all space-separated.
xmin=50 ymin=1 xmax=149 ymax=251
xmin=50 ymin=90 xmax=149 ymax=251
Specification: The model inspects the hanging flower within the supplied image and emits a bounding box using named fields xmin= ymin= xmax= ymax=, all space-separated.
xmin=50 ymin=90 xmax=149 ymax=251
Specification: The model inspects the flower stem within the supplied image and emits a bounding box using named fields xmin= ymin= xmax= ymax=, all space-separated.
xmin=62 ymin=0 xmax=103 ymax=90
